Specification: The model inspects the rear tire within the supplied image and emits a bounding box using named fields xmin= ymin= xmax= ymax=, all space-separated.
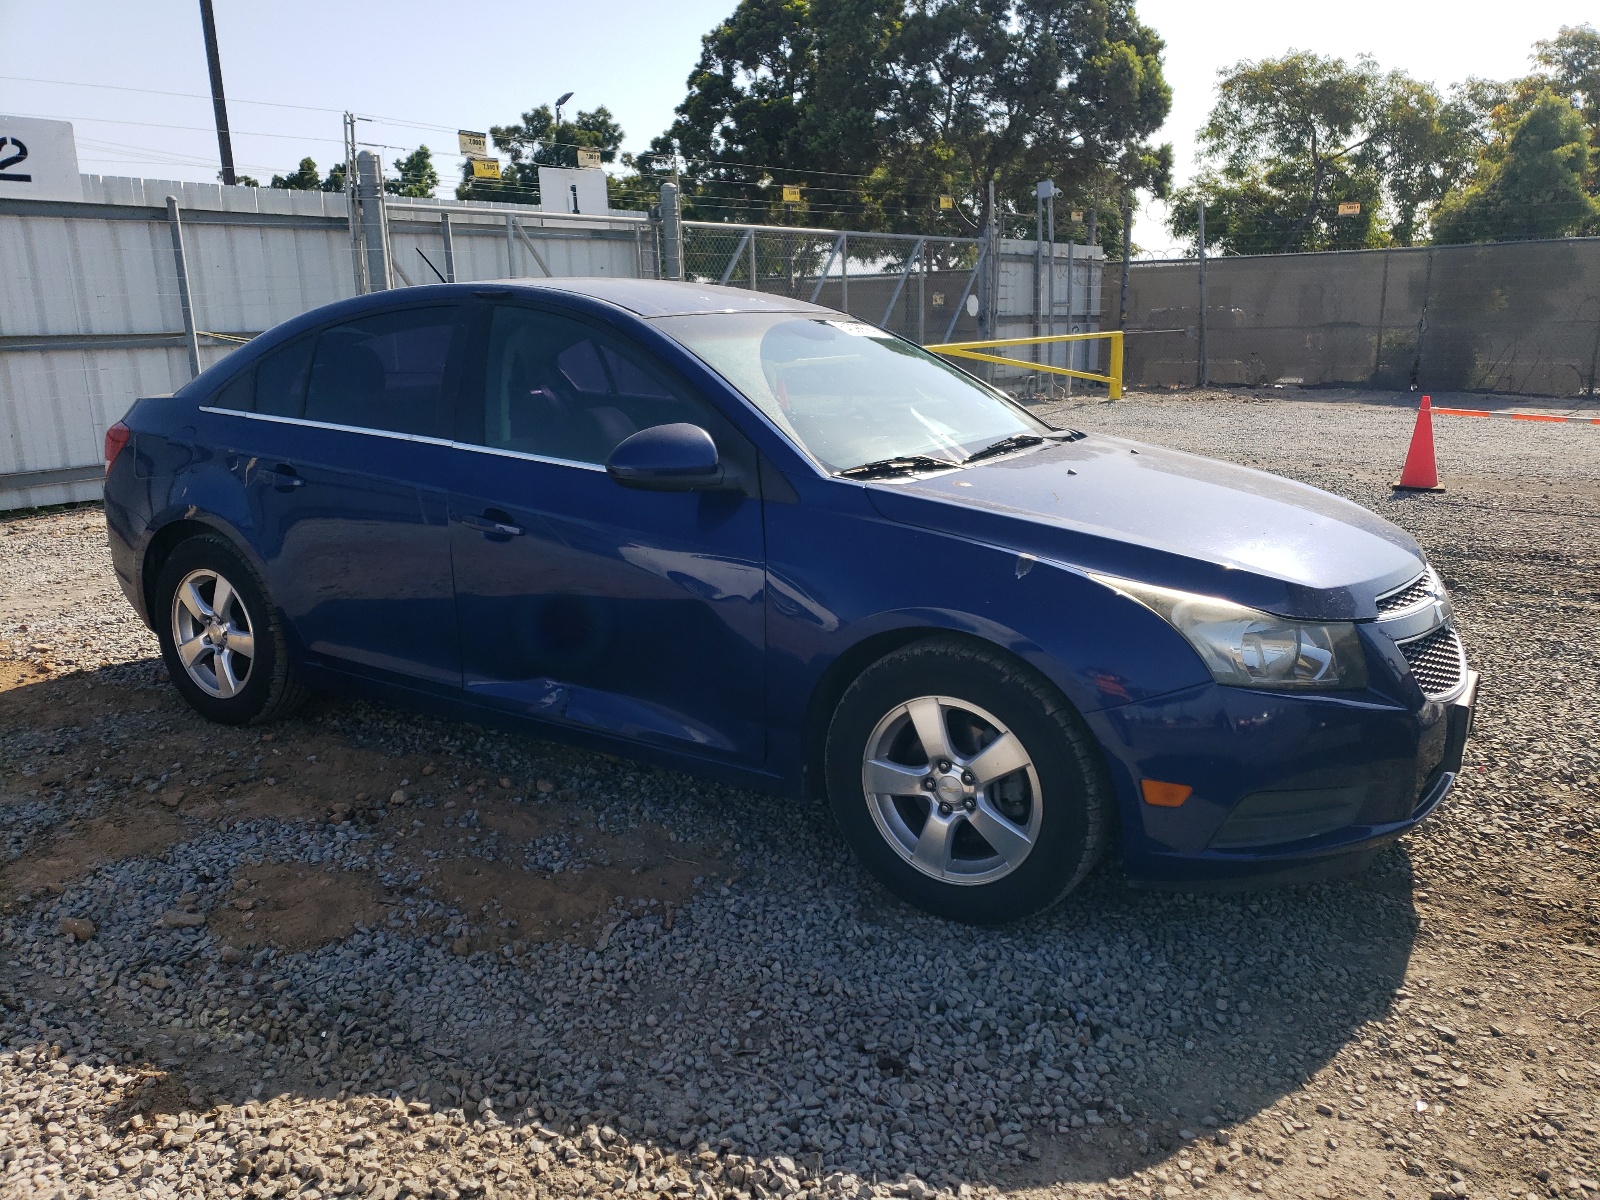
xmin=825 ymin=636 xmax=1111 ymax=923
xmin=153 ymin=534 xmax=307 ymax=725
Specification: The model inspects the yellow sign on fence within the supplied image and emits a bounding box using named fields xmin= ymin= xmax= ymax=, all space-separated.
xmin=470 ymin=158 xmax=502 ymax=180
xmin=1337 ymin=201 xmax=1362 ymax=216
xmin=782 ymin=185 xmax=802 ymax=203
xmin=939 ymin=194 xmax=954 ymax=210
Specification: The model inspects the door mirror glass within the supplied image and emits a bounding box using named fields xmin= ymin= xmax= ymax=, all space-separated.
xmin=606 ymin=423 xmax=724 ymax=491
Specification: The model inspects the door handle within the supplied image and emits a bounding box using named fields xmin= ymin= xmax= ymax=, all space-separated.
xmin=459 ymin=513 xmax=524 ymax=537
xmin=272 ymin=463 xmax=305 ymax=491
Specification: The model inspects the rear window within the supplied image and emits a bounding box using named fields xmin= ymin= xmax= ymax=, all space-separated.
xmin=255 ymin=333 xmax=315 ymax=417
xmin=303 ymin=307 xmax=458 ymax=438
xmin=211 ymin=369 xmax=253 ymax=413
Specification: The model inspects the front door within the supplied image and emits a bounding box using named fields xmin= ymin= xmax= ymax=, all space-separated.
xmin=448 ymin=302 xmax=767 ymax=764
xmin=223 ymin=304 xmax=465 ymax=690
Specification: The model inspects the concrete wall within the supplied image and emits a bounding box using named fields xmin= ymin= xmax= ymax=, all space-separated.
xmin=1125 ymin=237 xmax=1600 ymax=397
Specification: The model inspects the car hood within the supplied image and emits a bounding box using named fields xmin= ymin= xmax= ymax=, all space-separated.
xmin=863 ymin=435 xmax=1424 ymax=620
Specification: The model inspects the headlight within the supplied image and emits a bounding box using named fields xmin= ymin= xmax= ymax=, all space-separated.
xmin=1093 ymin=575 xmax=1368 ymax=691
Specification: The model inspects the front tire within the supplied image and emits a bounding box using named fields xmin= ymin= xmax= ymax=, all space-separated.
xmin=153 ymin=534 xmax=307 ymax=725
xmin=825 ymin=637 xmax=1111 ymax=923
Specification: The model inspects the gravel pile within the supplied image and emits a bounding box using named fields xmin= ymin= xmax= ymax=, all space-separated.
xmin=1 ymin=390 xmax=1596 ymax=1200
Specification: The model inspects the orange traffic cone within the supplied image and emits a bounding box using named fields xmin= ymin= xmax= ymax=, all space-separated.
xmin=1393 ymin=395 xmax=1444 ymax=492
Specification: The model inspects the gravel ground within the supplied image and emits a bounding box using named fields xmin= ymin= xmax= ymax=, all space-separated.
xmin=1 ymin=388 xmax=1596 ymax=1200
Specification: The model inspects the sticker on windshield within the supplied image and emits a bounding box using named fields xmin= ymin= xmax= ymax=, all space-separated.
xmin=822 ymin=319 xmax=894 ymax=339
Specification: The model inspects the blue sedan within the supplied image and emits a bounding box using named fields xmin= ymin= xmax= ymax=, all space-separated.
xmin=103 ymin=279 xmax=1476 ymax=922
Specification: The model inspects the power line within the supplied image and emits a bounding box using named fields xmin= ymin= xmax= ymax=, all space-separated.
xmin=3 ymin=77 xmax=994 ymax=195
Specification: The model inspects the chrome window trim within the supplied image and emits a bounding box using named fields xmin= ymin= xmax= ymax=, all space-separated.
xmin=450 ymin=442 xmax=608 ymax=473
xmin=198 ymin=406 xmax=455 ymax=448
xmin=198 ymin=405 xmax=608 ymax=473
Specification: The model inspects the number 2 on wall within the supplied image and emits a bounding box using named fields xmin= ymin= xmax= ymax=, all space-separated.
xmin=0 ymin=137 xmax=32 ymax=183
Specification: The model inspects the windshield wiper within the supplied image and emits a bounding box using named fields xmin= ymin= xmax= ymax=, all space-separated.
xmin=837 ymin=455 xmax=961 ymax=479
xmin=961 ymin=433 xmax=1045 ymax=464
xmin=961 ymin=429 xmax=1084 ymax=465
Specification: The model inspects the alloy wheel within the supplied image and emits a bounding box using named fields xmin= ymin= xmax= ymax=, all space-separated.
xmin=170 ymin=568 xmax=257 ymax=699
xmin=860 ymin=695 xmax=1042 ymax=886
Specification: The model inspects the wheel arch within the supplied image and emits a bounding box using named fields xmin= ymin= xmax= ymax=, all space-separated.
xmin=800 ymin=625 xmax=1093 ymax=803
xmin=140 ymin=514 xmax=268 ymax=627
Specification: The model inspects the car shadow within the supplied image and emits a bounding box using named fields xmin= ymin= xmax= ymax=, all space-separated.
xmin=0 ymin=659 xmax=1419 ymax=1195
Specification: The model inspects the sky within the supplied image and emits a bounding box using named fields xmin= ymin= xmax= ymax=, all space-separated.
xmin=0 ymin=0 xmax=1588 ymax=255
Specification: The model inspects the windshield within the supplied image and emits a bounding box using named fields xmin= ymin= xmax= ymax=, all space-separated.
xmin=651 ymin=312 xmax=1051 ymax=474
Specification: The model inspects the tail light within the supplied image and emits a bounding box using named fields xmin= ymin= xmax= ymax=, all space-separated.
xmin=104 ymin=421 xmax=132 ymax=474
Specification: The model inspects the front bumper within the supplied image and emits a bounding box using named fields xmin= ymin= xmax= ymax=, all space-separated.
xmin=1092 ymin=671 xmax=1477 ymax=885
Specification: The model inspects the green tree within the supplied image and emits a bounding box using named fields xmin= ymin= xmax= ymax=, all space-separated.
xmin=630 ymin=0 xmax=884 ymax=225
xmin=646 ymin=0 xmax=1171 ymax=234
xmin=1170 ymin=53 xmax=1477 ymax=254
xmin=270 ymin=157 xmax=321 ymax=190
xmin=1374 ymin=76 xmax=1481 ymax=244
xmin=385 ymin=146 xmax=439 ymax=197
xmin=456 ymin=105 xmax=623 ymax=203
xmin=320 ymin=163 xmax=346 ymax=192
xmin=1532 ymin=24 xmax=1599 ymax=193
xmin=875 ymin=0 xmax=1172 ymax=237
xmin=1534 ymin=25 xmax=1600 ymax=137
xmin=1451 ymin=26 xmax=1600 ymax=200
xmin=1431 ymin=91 xmax=1599 ymax=242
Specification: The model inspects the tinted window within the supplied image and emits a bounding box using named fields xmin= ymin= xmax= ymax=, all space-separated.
xmin=303 ymin=307 xmax=458 ymax=437
xmin=478 ymin=307 xmax=715 ymax=465
xmin=255 ymin=334 xmax=315 ymax=418
xmin=212 ymin=369 xmax=253 ymax=412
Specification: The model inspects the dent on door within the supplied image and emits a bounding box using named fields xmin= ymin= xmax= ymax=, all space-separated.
xmin=454 ymin=486 xmax=767 ymax=758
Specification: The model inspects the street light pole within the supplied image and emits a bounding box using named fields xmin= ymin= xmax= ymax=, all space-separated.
xmin=554 ymin=91 xmax=574 ymax=164
xmin=197 ymin=0 xmax=236 ymax=185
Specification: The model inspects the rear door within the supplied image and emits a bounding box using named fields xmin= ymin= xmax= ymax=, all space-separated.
xmin=205 ymin=303 xmax=466 ymax=690
xmin=447 ymin=301 xmax=768 ymax=764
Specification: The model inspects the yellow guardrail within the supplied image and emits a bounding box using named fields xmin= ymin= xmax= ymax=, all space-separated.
xmin=925 ymin=330 xmax=1124 ymax=400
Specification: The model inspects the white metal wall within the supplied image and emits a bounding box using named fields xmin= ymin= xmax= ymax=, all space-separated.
xmin=992 ymin=237 xmax=1105 ymax=383
xmin=384 ymin=200 xmax=650 ymax=287
xmin=0 ymin=180 xmax=654 ymax=511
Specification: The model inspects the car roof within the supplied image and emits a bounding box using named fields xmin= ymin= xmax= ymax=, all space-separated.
xmin=499 ymin=277 xmax=834 ymax=319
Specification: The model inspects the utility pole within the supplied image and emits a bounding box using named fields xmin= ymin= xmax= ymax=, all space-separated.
xmin=1034 ymin=181 xmax=1048 ymax=371
xmin=659 ymin=182 xmax=684 ymax=281
xmin=1197 ymin=199 xmax=1209 ymax=388
xmin=1118 ymin=198 xmax=1132 ymax=332
xmin=1064 ymin=212 xmax=1076 ymax=397
xmin=197 ymin=0 xmax=236 ymax=185
xmin=344 ymin=112 xmax=366 ymax=293
xmin=977 ymin=178 xmax=997 ymax=360
xmin=1046 ymin=185 xmax=1057 ymax=357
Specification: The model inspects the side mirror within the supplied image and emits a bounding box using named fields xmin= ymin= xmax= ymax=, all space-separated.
xmin=606 ymin=423 xmax=725 ymax=491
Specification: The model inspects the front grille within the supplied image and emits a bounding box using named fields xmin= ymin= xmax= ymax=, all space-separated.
xmin=1398 ymin=625 xmax=1466 ymax=696
xmin=1378 ymin=573 xmax=1432 ymax=614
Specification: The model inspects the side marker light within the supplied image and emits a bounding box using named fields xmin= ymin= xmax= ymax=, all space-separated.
xmin=1141 ymin=780 xmax=1192 ymax=808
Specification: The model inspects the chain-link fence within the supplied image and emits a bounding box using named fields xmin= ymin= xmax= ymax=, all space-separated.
xmin=681 ymin=222 xmax=986 ymax=344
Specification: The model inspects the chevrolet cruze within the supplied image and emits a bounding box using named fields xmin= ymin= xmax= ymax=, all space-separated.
xmin=103 ymin=279 xmax=1477 ymax=922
